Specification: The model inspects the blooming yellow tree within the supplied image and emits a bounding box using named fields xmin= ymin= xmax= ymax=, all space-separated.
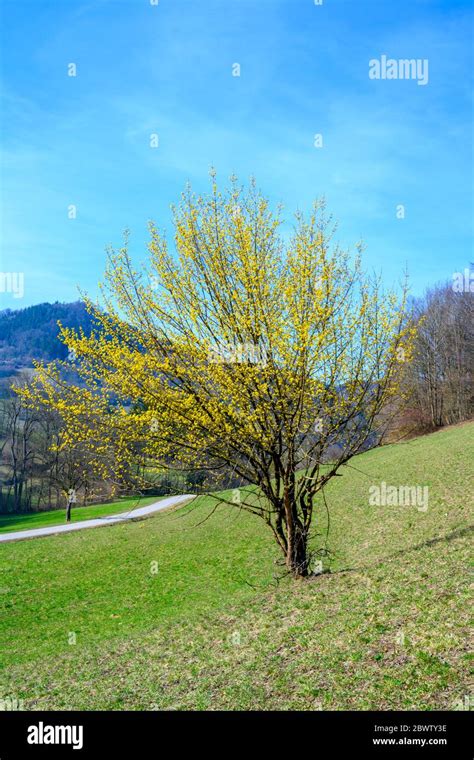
xmin=20 ymin=177 xmax=415 ymax=576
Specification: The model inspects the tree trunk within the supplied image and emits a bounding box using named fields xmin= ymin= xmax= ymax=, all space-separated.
xmin=286 ymin=522 xmax=309 ymax=577
xmin=66 ymin=500 xmax=72 ymax=522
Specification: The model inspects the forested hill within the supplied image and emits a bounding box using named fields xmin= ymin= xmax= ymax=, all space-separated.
xmin=0 ymin=301 xmax=94 ymax=370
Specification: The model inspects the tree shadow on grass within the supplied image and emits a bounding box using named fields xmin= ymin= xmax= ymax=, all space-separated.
xmin=317 ymin=523 xmax=473 ymax=579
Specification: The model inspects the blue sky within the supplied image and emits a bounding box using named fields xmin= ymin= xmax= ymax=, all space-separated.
xmin=0 ymin=0 xmax=472 ymax=307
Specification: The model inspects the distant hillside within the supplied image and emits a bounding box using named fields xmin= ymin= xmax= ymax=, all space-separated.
xmin=0 ymin=301 xmax=95 ymax=387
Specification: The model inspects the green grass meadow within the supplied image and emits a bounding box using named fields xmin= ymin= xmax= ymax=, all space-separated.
xmin=0 ymin=423 xmax=472 ymax=710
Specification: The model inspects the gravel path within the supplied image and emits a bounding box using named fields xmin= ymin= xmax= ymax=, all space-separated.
xmin=0 ymin=494 xmax=195 ymax=543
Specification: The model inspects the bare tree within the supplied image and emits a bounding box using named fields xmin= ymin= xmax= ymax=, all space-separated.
xmin=406 ymin=282 xmax=473 ymax=428
xmin=0 ymin=389 xmax=38 ymax=512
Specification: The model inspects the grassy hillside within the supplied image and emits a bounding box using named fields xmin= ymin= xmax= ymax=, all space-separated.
xmin=0 ymin=423 xmax=471 ymax=710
